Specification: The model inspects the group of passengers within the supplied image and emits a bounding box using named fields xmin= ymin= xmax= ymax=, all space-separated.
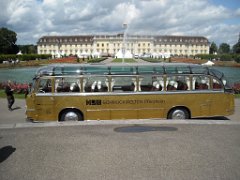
xmin=39 ymin=75 xmax=220 ymax=93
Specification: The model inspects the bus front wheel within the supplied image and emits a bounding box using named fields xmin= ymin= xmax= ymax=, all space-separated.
xmin=167 ymin=108 xmax=190 ymax=119
xmin=60 ymin=109 xmax=83 ymax=121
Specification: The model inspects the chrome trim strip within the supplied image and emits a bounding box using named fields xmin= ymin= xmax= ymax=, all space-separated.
xmin=36 ymin=93 xmax=55 ymax=97
xmin=86 ymin=107 xmax=164 ymax=112
xmin=87 ymin=108 xmax=137 ymax=112
xmin=35 ymin=90 xmax=225 ymax=97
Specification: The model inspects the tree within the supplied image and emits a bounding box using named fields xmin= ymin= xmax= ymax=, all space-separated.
xmin=232 ymin=42 xmax=240 ymax=54
xmin=209 ymin=42 xmax=218 ymax=54
xmin=218 ymin=43 xmax=230 ymax=54
xmin=18 ymin=45 xmax=37 ymax=54
xmin=0 ymin=27 xmax=19 ymax=54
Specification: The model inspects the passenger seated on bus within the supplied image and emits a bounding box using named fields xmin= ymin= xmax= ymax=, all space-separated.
xmin=56 ymin=80 xmax=70 ymax=92
xmin=152 ymin=81 xmax=162 ymax=91
xmin=56 ymin=78 xmax=64 ymax=92
xmin=90 ymin=81 xmax=107 ymax=92
xmin=198 ymin=79 xmax=209 ymax=90
xmin=70 ymin=83 xmax=80 ymax=92
xmin=132 ymin=78 xmax=137 ymax=91
xmin=41 ymin=85 xmax=51 ymax=93
xmin=97 ymin=81 xmax=102 ymax=91
xmin=41 ymin=79 xmax=52 ymax=92
xmin=96 ymin=81 xmax=107 ymax=92
xmin=213 ymin=83 xmax=222 ymax=89
xmin=131 ymin=82 xmax=136 ymax=91
xmin=105 ymin=79 xmax=109 ymax=91
xmin=167 ymin=80 xmax=177 ymax=91
xmin=177 ymin=81 xmax=188 ymax=90
xmin=120 ymin=83 xmax=134 ymax=91
xmin=91 ymin=81 xmax=97 ymax=92
xmin=212 ymin=79 xmax=222 ymax=89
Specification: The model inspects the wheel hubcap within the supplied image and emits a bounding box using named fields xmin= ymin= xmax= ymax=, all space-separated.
xmin=64 ymin=112 xmax=78 ymax=121
xmin=171 ymin=109 xmax=186 ymax=119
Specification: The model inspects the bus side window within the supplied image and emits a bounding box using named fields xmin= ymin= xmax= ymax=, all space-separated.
xmin=84 ymin=76 xmax=108 ymax=93
xmin=194 ymin=76 xmax=210 ymax=90
xmin=153 ymin=76 xmax=163 ymax=91
xmin=38 ymin=79 xmax=52 ymax=93
xmin=112 ymin=76 xmax=135 ymax=92
xmin=140 ymin=75 xmax=163 ymax=92
xmin=176 ymin=76 xmax=189 ymax=90
xmin=70 ymin=82 xmax=80 ymax=92
xmin=55 ymin=77 xmax=81 ymax=93
xmin=167 ymin=80 xmax=177 ymax=90
xmin=140 ymin=75 xmax=153 ymax=92
xmin=166 ymin=76 xmax=178 ymax=91
xmin=212 ymin=78 xmax=223 ymax=90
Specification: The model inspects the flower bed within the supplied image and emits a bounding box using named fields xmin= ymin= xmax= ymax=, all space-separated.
xmin=0 ymin=81 xmax=29 ymax=94
xmin=171 ymin=57 xmax=206 ymax=64
xmin=49 ymin=56 xmax=77 ymax=63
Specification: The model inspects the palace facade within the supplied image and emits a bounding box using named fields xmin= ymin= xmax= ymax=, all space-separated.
xmin=37 ymin=34 xmax=210 ymax=57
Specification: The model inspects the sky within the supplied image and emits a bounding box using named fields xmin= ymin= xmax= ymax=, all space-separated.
xmin=0 ymin=0 xmax=240 ymax=46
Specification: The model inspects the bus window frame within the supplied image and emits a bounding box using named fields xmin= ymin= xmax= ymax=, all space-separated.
xmin=54 ymin=76 xmax=81 ymax=93
xmin=139 ymin=74 xmax=165 ymax=92
xmin=36 ymin=77 xmax=54 ymax=93
xmin=192 ymin=75 xmax=211 ymax=91
xmin=110 ymin=75 xmax=137 ymax=93
xmin=83 ymin=75 xmax=110 ymax=93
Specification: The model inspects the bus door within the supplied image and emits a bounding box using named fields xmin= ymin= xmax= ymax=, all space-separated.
xmin=192 ymin=75 xmax=212 ymax=116
xmin=34 ymin=77 xmax=55 ymax=121
xmin=138 ymin=75 xmax=165 ymax=119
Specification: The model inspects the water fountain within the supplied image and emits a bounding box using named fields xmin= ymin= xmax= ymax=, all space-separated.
xmin=115 ymin=23 xmax=133 ymax=61
xmin=114 ymin=1 xmax=138 ymax=62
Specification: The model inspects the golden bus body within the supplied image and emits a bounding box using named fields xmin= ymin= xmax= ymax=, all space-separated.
xmin=25 ymin=63 xmax=235 ymax=122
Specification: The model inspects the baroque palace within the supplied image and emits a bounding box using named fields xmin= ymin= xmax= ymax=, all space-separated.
xmin=37 ymin=34 xmax=210 ymax=57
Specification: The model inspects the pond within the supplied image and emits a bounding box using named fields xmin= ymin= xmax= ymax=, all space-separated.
xmin=0 ymin=67 xmax=38 ymax=83
xmin=0 ymin=66 xmax=240 ymax=84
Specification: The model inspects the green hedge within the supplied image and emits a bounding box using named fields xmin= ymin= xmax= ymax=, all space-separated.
xmin=195 ymin=54 xmax=240 ymax=62
xmin=0 ymin=54 xmax=51 ymax=63
xmin=141 ymin=58 xmax=166 ymax=63
xmin=87 ymin=57 xmax=107 ymax=63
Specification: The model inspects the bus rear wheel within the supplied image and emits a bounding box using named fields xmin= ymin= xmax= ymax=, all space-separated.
xmin=60 ymin=109 xmax=83 ymax=121
xmin=167 ymin=108 xmax=190 ymax=119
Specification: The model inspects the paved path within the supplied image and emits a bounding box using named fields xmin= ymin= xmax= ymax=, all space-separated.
xmin=101 ymin=57 xmax=150 ymax=64
xmin=1 ymin=123 xmax=240 ymax=180
xmin=0 ymin=98 xmax=26 ymax=124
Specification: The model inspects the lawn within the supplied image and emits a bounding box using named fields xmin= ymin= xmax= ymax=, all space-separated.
xmin=0 ymin=90 xmax=25 ymax=99
xmin=111 ymin=58 xmax=137 ymax=63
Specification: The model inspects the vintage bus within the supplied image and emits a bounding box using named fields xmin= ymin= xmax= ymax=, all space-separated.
xmin=25 ymin=63 xmax=235 ymax=122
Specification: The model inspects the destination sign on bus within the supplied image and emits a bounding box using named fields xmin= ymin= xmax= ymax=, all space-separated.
xmin=86 ymin=99 xmax=165 ymax=106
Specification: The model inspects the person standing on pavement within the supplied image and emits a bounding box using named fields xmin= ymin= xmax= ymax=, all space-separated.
xmin=5 ymin=80 xmax=15 ymax=111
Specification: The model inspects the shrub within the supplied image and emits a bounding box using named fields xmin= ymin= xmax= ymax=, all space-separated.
xmin=0 ymin=81 xmax=28 ymax=94
xmin=0 ymin=54 xmax=51 ymax=63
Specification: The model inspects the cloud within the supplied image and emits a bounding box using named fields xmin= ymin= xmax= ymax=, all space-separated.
xmin=235 ymin=8 xmax=240 ymax=16
xmin=0 ymin=0 xmax=239 ymax=46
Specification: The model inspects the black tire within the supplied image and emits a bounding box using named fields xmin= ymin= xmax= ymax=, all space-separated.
xmin=167 ymin=108 xmax=190 ymax=119
xmin=59 ymin=109 xmax=83 ymax=121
